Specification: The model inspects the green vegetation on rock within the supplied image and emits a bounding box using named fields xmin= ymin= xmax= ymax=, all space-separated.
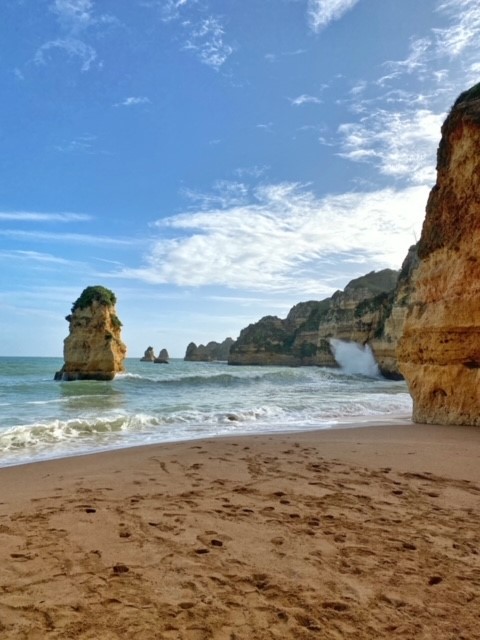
xmin=71 ymin=286 xmax=117 ymax=313
xmin=453 ymin=82 xmax=480 ymax=108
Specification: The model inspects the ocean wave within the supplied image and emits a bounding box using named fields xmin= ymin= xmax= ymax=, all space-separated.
xmin=0 ymin=391 xmax=412 ymax=454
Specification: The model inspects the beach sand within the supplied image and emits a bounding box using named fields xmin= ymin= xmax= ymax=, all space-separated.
xmin=1 ymin=420 xmax=480 ymax=639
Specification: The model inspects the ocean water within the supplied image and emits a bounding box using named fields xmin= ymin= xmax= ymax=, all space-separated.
xmin=0 ymin=355 xmax=412 ymax=468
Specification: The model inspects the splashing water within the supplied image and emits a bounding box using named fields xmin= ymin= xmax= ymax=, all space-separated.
xmin=329 ymin=339 xmax=380 ymax=378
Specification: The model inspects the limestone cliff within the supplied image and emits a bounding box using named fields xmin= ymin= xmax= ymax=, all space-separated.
xmin=370 ymin=245 xmax=419 ymax=379
xmin=185 ymin=338 xmax=234 ymax=362
xmin=54 ymin=286 xmax=126 ymax=381
xmin=228 ymin=270 xmax=401 ymax=372
xmin=398 ymin=84 xmax=480 ymax=425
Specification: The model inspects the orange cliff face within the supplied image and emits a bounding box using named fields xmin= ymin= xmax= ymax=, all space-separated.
xmin=55 ymin=287 xmax=127 ymax=381
xmin=397 ymin=85 xmax=480 ymax=425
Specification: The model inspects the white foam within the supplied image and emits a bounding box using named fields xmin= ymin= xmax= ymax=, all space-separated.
xmin=329 ymin=339 xmax=380 ymax=378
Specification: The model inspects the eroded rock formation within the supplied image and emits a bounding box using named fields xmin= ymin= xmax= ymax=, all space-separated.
xmin=185 ymin=338 xmax=234 ymax=362
xmin=141 ymin=347 xmax=156 ymax=362
xmin=398 ymin=84 xmax=480 ymax=425
xmin=54 ymin=286 xmax=126 ymax=381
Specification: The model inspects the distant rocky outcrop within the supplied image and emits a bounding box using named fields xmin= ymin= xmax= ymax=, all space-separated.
xmin=398 ymin=84 xmax=480 ymax=425
xmin=184 ymin=338 xmax=234 ymax=362
xmin=228 ymin=269 xmax=408 ymax=376
xmin=140 ymin=346 xmax=156 ymax=362
xmin=154 ymin=348 xmax=170 ymax=364
xmin=54 ymin=286 xmax=126 ymax=381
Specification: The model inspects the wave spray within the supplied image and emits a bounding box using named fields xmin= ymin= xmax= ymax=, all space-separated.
xmin=329 ymin=339 xmax=380 ymax=378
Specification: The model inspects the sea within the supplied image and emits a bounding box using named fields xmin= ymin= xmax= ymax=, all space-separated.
xmin=0 ymin=348 xmax=412 ymax=468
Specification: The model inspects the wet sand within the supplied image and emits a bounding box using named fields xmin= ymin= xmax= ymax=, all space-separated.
xmin=1 ymin=421 xmax=480 ymax=639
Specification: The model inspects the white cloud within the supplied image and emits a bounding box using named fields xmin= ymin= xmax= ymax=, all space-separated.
xmin=35 ymin=0 xmax=117 ymax=71
xmin=290 ymin=94 xmax=323 ymax=106
xmin=182 ymin=181 xmax=249 ymax=210
xmin=435 ymin=0 xmax=480 ymax=57
xmin=184 ymin=17 xmax=233 ymax=70
xmin=156 ymin=0 xmax=191 ymax=22
xmin=338 ymin=108 xmax=443 ymax=185
xmin=0 ymin=230 xmax=135 ymax=246
xmin=51 ymin=0 xmax=93 ymax=32
xmin=0 ymin=212 xmax=91 ymax=222
xmin=0 ymin=250 xmax=82 ymax=266
xmin=307 ymin=0 xmax=360 ymax=32
xmin=34 ymin=37 xmax=97 ymax=71
xmin=118 ymin=182 xmax=427 ymax=295
xmin=115 ymin=96 xmax=151 ymax=107
xmin=54 ymin=134 xmax=98 ymax=153
xmin=335 ymin=0 xmax=480 ymax=186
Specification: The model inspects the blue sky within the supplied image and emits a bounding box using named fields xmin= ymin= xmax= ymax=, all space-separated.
xmin=1 ymin=0 xmax=479 ymax=357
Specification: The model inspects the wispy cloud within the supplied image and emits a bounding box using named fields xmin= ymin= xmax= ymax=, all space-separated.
xmin=51 ymin=0 xmax=94 ymax=32
xmin=142 ymin=1 xmax=233 ymax=70
xmin=34 ymin=38 xmax=97 ymax=71
xmin=114 ymin=96 xmax=151 ymax=108
xmin=118 ymin=182 xmax=427 ymax=294
xmin=184 ymin=17 xmax=233 ymax=70
xmin=0 ymin=250 xmax=82 ymax=266
xmin=289 ymin=94 xmax=323 ymax=106
xmin=0 ymin=212 xmax=92 ymax=222
xmin=307 ymin=0 xmax=360 ymax=32
xmin=54 ymin=134 xmax=98 ymax=153
xmin=338 ymin=109 xmax=443 ymax=185
xmin=265 ymin=49 xmax=307 ymax=63
xmin=435 ymin=0 xmax=480 ymax=57
xmin=335 ymin=0 xmax=480 ymax=187
xmin=0 ymin=230 xmax=135 ymax=246
xmin=156 ymin=0 xmax=191 ymax=22
xmin=35 ymin=0 xmax=116 ymax=71
xmin=182 ymin=181 xmax=249 ymax=210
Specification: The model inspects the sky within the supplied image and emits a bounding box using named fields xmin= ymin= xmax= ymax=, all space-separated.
xmin=1 ymin=0 xmax=479 ymax=358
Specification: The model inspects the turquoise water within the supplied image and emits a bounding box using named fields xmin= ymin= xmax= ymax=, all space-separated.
xmin=0 ymin=357 xmax=412 ymax=467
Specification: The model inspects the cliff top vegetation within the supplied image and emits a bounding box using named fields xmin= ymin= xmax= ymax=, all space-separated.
xmin=452 ymin=82 xmax=480 ymax=108
xmin=71 ymin=286 xmax=117 ymax=313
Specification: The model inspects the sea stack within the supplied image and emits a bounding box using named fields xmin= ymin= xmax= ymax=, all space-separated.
xmin=398 ymin=83 xmax=480 ymax=425
xmin=154 ymin=348 xmax=170 ymax=364
xmin=140 ymin=347 xmax=156 ymax=362
xmin=54 ymin=285 xmax=127 ymax=381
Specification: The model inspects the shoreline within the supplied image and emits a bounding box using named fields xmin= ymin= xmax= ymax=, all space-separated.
xmin=1 ymin=419 xmax=480 ymax=638
xmin=0 ymin=411 xmax=414 ymax=471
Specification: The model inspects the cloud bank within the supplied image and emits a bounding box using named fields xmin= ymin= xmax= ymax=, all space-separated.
xmin=120 ymin=182 xmax=427 ymax=295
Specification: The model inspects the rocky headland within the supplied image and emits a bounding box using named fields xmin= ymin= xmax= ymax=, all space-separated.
xmin=228 ymin=267 xmax=413 ymax=378
xmin=398 ymin=84 xmax=480 ymax=425
xmin=54 ymin=286 xmax=126 ymax=381
xmin=185 ymin=338 xmax=234 ymax=362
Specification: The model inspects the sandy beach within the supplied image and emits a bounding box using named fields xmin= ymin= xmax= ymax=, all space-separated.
xmin=1 ymin=421 xmax=480 ymax=639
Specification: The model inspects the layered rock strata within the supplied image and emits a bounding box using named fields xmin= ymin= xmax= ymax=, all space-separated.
xmin=54 ymin=286 xmax=126 ymax=381
xmin=398 ymin=85 xmax=480 ymax=425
